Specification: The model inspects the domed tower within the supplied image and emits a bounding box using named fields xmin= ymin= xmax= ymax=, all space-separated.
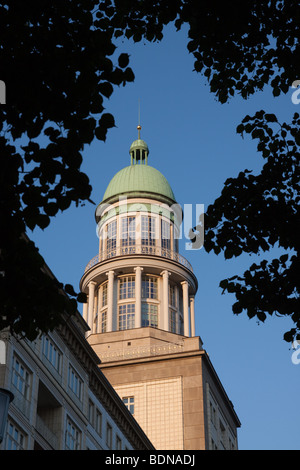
xmin=79 ymin=127 xmax=240 ymax=451
xmin=80 ymin=127 xmax=197 ymax=339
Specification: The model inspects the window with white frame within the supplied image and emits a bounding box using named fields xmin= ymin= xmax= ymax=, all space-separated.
xmin=161 ymin=219 xmax=171 ymax=250
xmin=107 ymin=220 xmax=117 ymax=254
xmin=142 ymin=303 xmax=158 ymax=327
xmin=102 ymin=282 xmax=108 ymax=307
xmin=68 ymin=365 xmax=83 ymax=401
xmin=142 ymin=275 xmax=158 ymax=299
xmin=141 ymin=215 xmax=156 ymax=246
xmin=123 ymin=396 xmax=135 ymax=415
xmin=118 ymin=304 xmax=135 ymax=330
xmin=11 ymin=355 xmax=31 ymax=400
xmin=65 ymin=417 xmax=81 ymax=450
xmin=119 ymin=275 xmax=135 ymax=300
xmin=5 ymin=420 xmax=26 ymax=450
xmin=100 ymin=310 xmax=107 ymax=333
xmin=121 ymin=216 xmax=136 ymax=247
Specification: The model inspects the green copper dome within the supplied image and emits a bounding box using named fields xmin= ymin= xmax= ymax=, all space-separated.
xmin=102 ymin=163 xmax=176 ymax=204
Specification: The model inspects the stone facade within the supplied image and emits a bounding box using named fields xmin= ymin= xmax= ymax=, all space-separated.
xmin=0 ymin=309 xmax=154 ymax=450
xmin=93 ymin=327 xmax=240 ymax=450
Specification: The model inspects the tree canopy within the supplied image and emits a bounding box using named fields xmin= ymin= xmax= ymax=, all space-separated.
xmin=0 ymin=0 xmax=299 ymax=340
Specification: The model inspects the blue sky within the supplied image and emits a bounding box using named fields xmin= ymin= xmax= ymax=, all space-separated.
xmin=30 ymin=25 xmax=300 ymax=450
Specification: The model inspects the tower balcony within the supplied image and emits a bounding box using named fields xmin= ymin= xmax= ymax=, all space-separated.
xmin=84 ymin=244 xmax=193 ymax=274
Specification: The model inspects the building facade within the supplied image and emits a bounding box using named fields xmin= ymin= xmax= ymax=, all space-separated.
xmin=80 ymin=128 xmax=241 ymax=450
xmin=0 ymin=282 xmax=154 ymax=450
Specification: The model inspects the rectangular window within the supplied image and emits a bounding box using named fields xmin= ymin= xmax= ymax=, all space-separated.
xmin=96 ymin=409 xmax=102 ymax=437
xmin=169 ymin=284 xmax=176 ymax=307
xmin=5 ymin=421 xmax=26 ymax=450
xmin=101 ymin=310 xmax=107 ymax=333
xmin=12 ymin=356 xmax=31 ymax=400
xmin=106 ymin=422 xmax=112 ymax=449
xmin=118 ymin=304 xmax=135 ymax=330
xmin=88 ymin=400 xmax=95 ymax=427
xmin=68 ymin=365 xmax=83 ymax=401
xmin=169 ymin=309 xmax=177 ymax=333
xmin=42 ymin=336 xmax=62 ymax=374
xmin=65 ymin=418 xmax=81 ymax=450
xmin=142 ymin=276 xmax=158 ymax=299
xmin=179 ymin=313 xmax=184 ymax=335
xmin=121 ymin=217 xmax=136 ymax=247
xmin=142 ymin=303 xmax=158 ymax=328
xmin=141 ymin=216 xmax=156 ymax=246
xmin=210 ymin=401 xmax=217 ymax=427
xmin=116 ymin=435 xmax=122 ymax=450
xmin=123 ymin=396 xmax=135 ymax=415
xmin=161 ymin=219 xmax=171 ymax=250
xmin=119 ymin=276 xmax=135 ymax=299
xmin=107 ymin=220 xmax=117 ymax=255
xmin=102 ymin=282 xmax=108 ymax=307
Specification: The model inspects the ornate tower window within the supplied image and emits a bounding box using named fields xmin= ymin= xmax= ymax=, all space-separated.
xmin=141 ymin=215 xmax=156 ymax=247
xmin=102 ymin=282 xmax=108 ymax=306
xmin=142 ymin=275 xmax=159 ymax=328
xmin=119 ymin=275 xmax=135 ymax=300
xmin=161 ymin=219 xmax=171 ymax=250
xmin=107 ymin=219 xmax=117 ymax=256
xmin=119 ymin=304 xmax=135 ymax=330
xmin=121 ymin=216 xmax=136 ymax=250
xmin=100 ymin=311 xmax=107 ymax=333
xmin=142 ymin=275 xmax=158 ymax=299
xmin=142 ymin=303 xmax=158 ymax=327
xmin=96 ymin=281 xmax=108 ymax=333
xmin=169 ymin=283 xmax=177 ymax=333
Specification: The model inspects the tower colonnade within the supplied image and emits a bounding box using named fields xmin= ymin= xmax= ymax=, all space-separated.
xmin=82 ymin=269 xmax=196 ymax=337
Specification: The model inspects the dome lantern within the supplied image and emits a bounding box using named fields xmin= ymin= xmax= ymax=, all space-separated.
xmin=129 ymin=125 xmax=149 ymax=165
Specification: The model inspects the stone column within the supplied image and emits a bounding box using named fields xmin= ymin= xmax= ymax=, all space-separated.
xmin=161 ymin=270 xmax=170 ymax=331
xmin=87 ymin=281 xmax=96 ymax=331
xmin=170 ymin=223 xmax=174 ymax=252
xmin=134 ymin=266 xmax=143 ymax=328
xmin=190 ymin=295 xmax=195 ymax=337
xmin=97 ymin=285 xmax=102 ymax=333
xmin=106 ymin=271 xmax=114 ymax=332
xmin=181 ymin=281 xmax=190 ymax=337
xmin=175 ymin=285 xmax=180 ymax=334
xmin=83 ymin=301 xmax=88 ymax=324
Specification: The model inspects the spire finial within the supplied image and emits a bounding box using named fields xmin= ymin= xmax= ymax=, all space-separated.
xmin=137 ymin=124 xmax=141 ymax=140
xmin=137 ymin=98 xmax=141 ymax=139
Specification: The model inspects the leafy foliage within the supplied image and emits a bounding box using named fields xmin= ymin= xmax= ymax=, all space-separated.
xmin=0 ymin=0 xmax=299 ymax=339
xmin=112 ymin=0 xmax=300 ymax=102
xmin=204 ymin=112 xmax=300 ymax=342
xmin=0 ymin=0 xmax=134 ymax=339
